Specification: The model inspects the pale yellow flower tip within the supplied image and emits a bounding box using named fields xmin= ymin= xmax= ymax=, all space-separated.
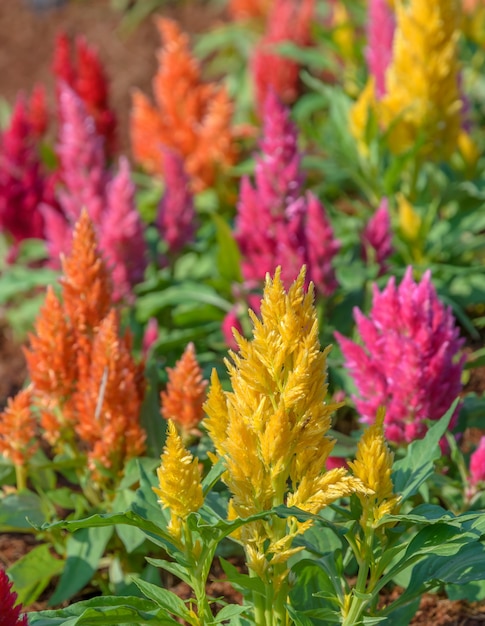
xmin=397 ymin=193 xmax=421 ymax=242
xmin=153 ymin=420 xmax=204 ymax=522
xmin=349 ymin=407 xmax=395 ymax=503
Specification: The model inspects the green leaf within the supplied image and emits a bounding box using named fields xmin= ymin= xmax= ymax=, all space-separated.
xmin=392 ymin=402 xmax=457 ymax=502
xmin=211 ymin=604 xmax=248 ymax=623
xmin=28 ymin=595 xmax=179 ymax=626
xmin=145 ymin=557 xmax=191 ymax=586
xmin=132 ymin=578 xmax=192 ymax=622
xmin=139 ymin=361 xmax=166 ymax=458
xmin=8 ymin=544 xmax=64 ymax=606
xmin=290 ymin=560 xmax=341 ymax=619
xmin=212 ymin=214 xmax=243 ymax=284
xmin=49 ymin=525 xmax=114 ymax=605
xmin=0 ymin=490 xmax=46 ymax=531
xmin=219 ymin=557 xmax=265 ymax=596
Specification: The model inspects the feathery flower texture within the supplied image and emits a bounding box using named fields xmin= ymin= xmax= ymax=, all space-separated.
xmin=131 ymin=18 xmax=235 ymax=191
xmin=160 ymin=342 xmax=208 ymax=435
xmin=361 ymin=198 xmax=393 ymax=274
xmin=336 ymin=267 xmax=465 ymax=444
xmin=153 ymin=420 xmax=204 ymax=540
xmin=235 ymin=92 xmax=339 ymax=295
xmin=0 ymin=569 xmax=27 ymax=626
xmin=469 ymin=436 xmax=485 ymax=487
xmin=24 ymin=211 xmax=146 ymax=482
xmin=204 ymin=267 xmax=366 ymax=585
xmin=0 ymin=388 xmax=37 ymax=467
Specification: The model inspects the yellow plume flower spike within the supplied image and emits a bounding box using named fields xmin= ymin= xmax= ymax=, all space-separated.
xmin=379 ymin=0 xmax=462 ymax=158
xmin=398 ymin=193 xmax=421 ymax=242
xmin=349 ymin=78 xmax=376 ymax=156
xmin=153 ymin=420 xmax=203 ymax=534
xmin=348 ymin=408 xmax=400 ymax=526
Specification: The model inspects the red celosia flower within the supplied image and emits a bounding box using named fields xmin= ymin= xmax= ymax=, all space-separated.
xmin=252 ymin=0 xmax=315 ymax=113
xmin=336 ymin=268 xmax=465 ymax=444
xmin=28 ymin=84 xmax=49 ymax=138
xmin=130 ymin=18 xmax=236 ymax=191
xmin=53 ymin=32 xmax=117 ymax=155
xmin=74 ymin=309 xmax=146 ymax=478
xmin=361 ymin=197 xmax=393 ymax=275
xmin=161 ymin=342 xmax=208 ymax=433
xmin=0 ymin=94 xmax=57 ymax=248
xmin=0 ymin=568 xmax=28 ymax=626
xmin=0 ymin=387 xmax=38 ymax=467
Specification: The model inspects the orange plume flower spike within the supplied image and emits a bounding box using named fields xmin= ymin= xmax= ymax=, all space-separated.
xmin=161 ymin=342 xmax=208 ymax=436
xmin=130 ymin=18 xmax=235 ymax=190
xmin=0 ymin=387 xmax=38 ymax=468
xmin=60 ymin=208 xmax=113 ymax=336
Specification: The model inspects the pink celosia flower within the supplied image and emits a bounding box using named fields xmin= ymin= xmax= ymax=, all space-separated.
xmin=335 ymin=267 xmax=465 ymax=444
xmin=366 ymin=0 xmax=395 ymax=99
xmin=252 ymin=0 xmax=315 ymax=113
xmin=157 ymin=149 xmax=196 ymax=254
xmin=0 ymin=568 xmax=28 ymax=626
xmin=53 ymin=33 xmax=116 ymax=155
xmin=235 ymin=91 xmax=339 ymax=294
xmin=469 ymin=436 xmax=485 ymax=486
xmin=0 ymin=94 xmax=56 ymax=249
xmin=100 ymin=157 xmax=147 ymax=302
xmin=142 ymin=318 xmax=159 ymax=356
xmin=361 ymin=197 xmax=393 ymax=274
xmin=55 ymin=83 xmax=107 ymax=224
xmin=43 ymin=88 xmax=146 ymax=301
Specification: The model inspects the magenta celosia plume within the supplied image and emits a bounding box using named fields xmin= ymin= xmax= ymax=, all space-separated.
xmin=361 ymin=197 xmax=393 ymax=274
xmin=100 ymin=157 xmax=148 ymax=302
xmin=156 ymin=149 xmax=196 ymax=254
xmin=336 ymin=267 xmax=465 ymax=444
xmin=0 ymin=94 xmax=56 ymax=251
xmin=0 ymin=569 xmax=27 ymax=626
xmin=43 ymin=86 xmax=147 ymax=301
xmin=469 ymin=436 xmax=485 ymax=486
xmin=366 ymin=0 xmax=395 ymax=98
xmin=234 ymin=90 xmax=339 ymax=294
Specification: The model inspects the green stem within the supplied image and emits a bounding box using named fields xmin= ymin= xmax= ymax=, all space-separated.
xmin=15 ymin=463 xmax=27 ymax=492
xmin=342 ymin=530 xmax=373 ymax=626
xmin=250 ymin=569 xmax=266 ymax=626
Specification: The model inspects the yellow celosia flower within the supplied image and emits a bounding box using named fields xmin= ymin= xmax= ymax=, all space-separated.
xmin=379 ymin=0 xmax=462 ymax=158
xmin=349 ymin=78 xmax=376 ymax=156
xmin=204 ymin=267 xmax=368 ymax=585
xmin=153 ymin=420 xmax=204 ymax=538
xmin=348 ymin=408 xmax=400 ymax=528
xmin=458 ymin=130 xmax=480 ymax=170
xmin=397 ymin=193 xmax=421 ymax=242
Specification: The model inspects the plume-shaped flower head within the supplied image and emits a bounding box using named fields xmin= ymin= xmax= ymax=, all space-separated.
xmin=469 ymin=436 xmax=485 ymax=487
xmin=130 ymin=18 xmax=235 ymax=191
xmin=366 ymin=0 xmax=395 ymax=98
xmin=361 ymin=197 xmax=393 ymax=274
xmin=336 ymin=267 xmax=465 ymax=444
xmin=160 ymin=342 xmax=208 ymax=435
xmin=348 ymin=407 xmax=400 ymax=527
xmin=153 ymin=420 xmax=204 ymax=539
xmin=60 ymin=208 xmax=113 ymax=335
xmin=0 ymin=569 xmax=28 ymax=626
xmin=379 ymin=0 xmax=462 ymax=157
xmin=156 ymin=149 xmax=196 ymax=255
xmin=53 ymin=32 xmax=116 ymax=154
xmin=252 ymin=0 xmax=315 ymax=113
xmin=204 ymin=267 xmax=366 ymax=583
xmin=0 ymin=387 xmax=37 ymax=467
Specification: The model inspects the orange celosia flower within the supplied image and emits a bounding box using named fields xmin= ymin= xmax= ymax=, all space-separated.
xmin=74 ymin=309 xmax=146 ymax=479
xmin=161 ymin=342 xmax=208 ymax=433
xmin=0 ymin=388 xmax=37 ymax=466
xmin=229 ymin=0 xmax=273 ymax=19
xmin=24 ymin=286 xmax=77 ymax=403
xmin=60 ymin=209 xmax=113 ymax=336
xmin=130 ymin=18 xmax=236 ymax=191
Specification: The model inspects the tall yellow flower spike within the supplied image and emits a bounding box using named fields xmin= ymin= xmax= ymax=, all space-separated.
xmin=379 ymin=0 xmax=462 ymax=158
xmin=153 ymin=420 xmax=204 ymax=539
xmin=348 ymin=407 xmax=401 ymax=529
xmin=204 ymin=267 xmax=367 ymax=585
